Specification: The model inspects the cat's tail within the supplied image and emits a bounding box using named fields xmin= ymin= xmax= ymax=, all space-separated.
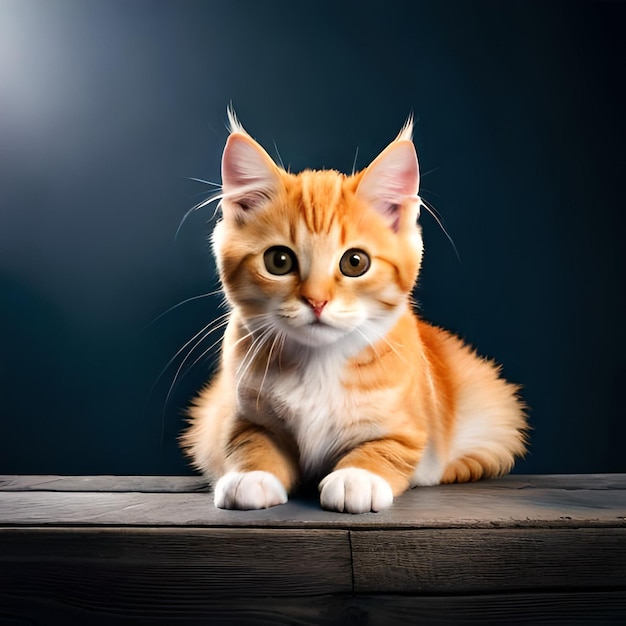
xmin=442 ymin=335 xmax=528 ymax=484
xmin=440 ymin=450 xmax=516 ymax=484
xmin=412 ymin=322 xmax=528 ymax=487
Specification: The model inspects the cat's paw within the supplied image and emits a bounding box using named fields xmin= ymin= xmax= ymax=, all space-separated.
xmin=318 ymin=468 xmax=393 ymax=514
xmin=214 ymin=471 xmax=288 ymax=510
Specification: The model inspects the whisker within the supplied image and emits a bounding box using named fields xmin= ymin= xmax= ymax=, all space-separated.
xmin=376 ymin=334 xmax=407 ymax=364
xmin=173 ymin=315 xmax=233 ymax=382
xmin=149 ymin=316 xmax=223 ymax=402
xmin=277 ymin=332 xmax=287 ymax=371
xmin=146 ymin=289 xmax=223 ymax=329
xmin=186 ymin=176 xmax=221 ymax=187
xmin=357 ymin=322 xmax=408 ymax=365
xmin=273 ymin=140 xmax=286 ymax=170
xmin=256 ymin=332 xmax=282 ymax=410
xmin=419 ymin=197 xmax=461 ymax=262
xmin=185 ymin=313 xmax=276 ymax=379
xmin=234 ymin=320 xmax=274 ymax=379
xmin=175 ymin=192 xmax=224 ymax=241
xmin=158 ymin=314 xmax=231 ymax=445
xmin=235 ymin=325 xmax=275 ymax=398
xmin=351 ymin=146 xmax=359 ymax=175
xmin=354 ymin=327 xmax=381 ymax=360
xmin=420 ymin=167 xmax=440 ymax=178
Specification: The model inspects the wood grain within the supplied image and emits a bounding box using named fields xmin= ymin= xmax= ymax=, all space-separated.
xmin=0 ymin=475 xmax=209 ymax=493
xmin=0 ymin=527 xmax=352 ymax=599
xmin=1 ymin=474 xmax=625 ymax=624
xmin=350 ymin=527 xmax=626 ymax=593
xmin=2 ymin=472 xmax=625 ymax=492
xmin=1 ymin=474 xmax=625 ymax=528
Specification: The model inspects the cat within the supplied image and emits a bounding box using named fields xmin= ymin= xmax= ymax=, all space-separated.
xmin=180 ymin=108 xmax=527 ymax=514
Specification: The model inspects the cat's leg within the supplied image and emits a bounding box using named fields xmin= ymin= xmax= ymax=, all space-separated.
xmin=319 ymin=436 xmax=424 ymax=513
xmin=215 ymin=419 xmax=300 ymax=510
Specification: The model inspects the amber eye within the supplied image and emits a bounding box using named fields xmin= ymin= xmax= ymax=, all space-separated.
xmin=339 ymin=249 xmax=371 ymax=277
xmin=263 ymin=246 xmax=297 ymax=276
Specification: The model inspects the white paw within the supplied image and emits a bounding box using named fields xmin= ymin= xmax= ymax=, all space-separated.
xmin=214 ymin=471 xmax=288 ymax=510
xmin=318 ymin=468 xmax=394 ymax=514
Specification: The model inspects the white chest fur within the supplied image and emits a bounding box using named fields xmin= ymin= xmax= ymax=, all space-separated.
xmin=272 ymin=357 xmax=348 ymax=475
xmin=238 ymin=348 xmax=383 ymax=478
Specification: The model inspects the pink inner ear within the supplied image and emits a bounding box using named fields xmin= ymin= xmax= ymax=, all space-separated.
xmin=356 ymin=140 xmax=419 ymax=230
xmin=221 ymin=134 xmax=279 ymax=211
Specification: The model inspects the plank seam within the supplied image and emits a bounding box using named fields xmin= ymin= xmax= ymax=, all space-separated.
xmin=348 ymin=530 xmax=356 ymax=593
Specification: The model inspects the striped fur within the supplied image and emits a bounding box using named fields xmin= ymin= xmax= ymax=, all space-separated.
xmin=181 ymin=112 xmax=527 ymax=513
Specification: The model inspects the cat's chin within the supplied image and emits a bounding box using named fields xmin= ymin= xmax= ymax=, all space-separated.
xmin=286 ymin=322 xmax=348 ymax=348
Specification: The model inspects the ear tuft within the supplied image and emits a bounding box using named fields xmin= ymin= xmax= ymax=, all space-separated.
xmin=395 ymin=114 xmax=414 ymax=142
xmin=226 ymin=104 xmax=247 ymax=135
xmin=221 ymin=132 xmax=280 ymax=215
xmin=356 ymin=139 xmax=420 ymax=231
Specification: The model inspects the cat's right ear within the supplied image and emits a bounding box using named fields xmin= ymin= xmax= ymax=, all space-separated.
xmin=221 ymin=133 xmax=280 ymax=217
xmin=356 ymin=139 xmax=419 ymax=232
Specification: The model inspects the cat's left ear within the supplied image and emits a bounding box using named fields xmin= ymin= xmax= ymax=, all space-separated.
xmin=356 ymin=139 xmax=420 ymax=232
xmin=221 ymin=132 xmax=281 ymax=217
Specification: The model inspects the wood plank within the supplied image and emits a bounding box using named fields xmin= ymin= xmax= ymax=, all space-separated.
xmin=1 ymin=477 xmax=625 ymax=528
xmin=350 ymin=527 xmax=626 ymax=593
xmin=489 ymin=473 xmax=626 ymax=490
xmin=1 ymin=591 xmax=624 ymax=625
xmin=0 ymin=475 xmax=209 ymax=492
xmin=1 ymin=475 xmax=625 ymax=623
xmin=2 ymin=473 xmax=625 ymax=493
xmin=0 ymin=527 xmax=352 ymax=599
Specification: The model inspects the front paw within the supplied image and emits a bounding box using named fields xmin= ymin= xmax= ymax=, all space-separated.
xmin=319 ymin=468 xmax=394 ymax=513
xmin=214 ymin=471 xmax=288 ymax=510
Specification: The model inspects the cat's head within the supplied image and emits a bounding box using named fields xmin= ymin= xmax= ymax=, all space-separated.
xmin=212 ymin=110 xmax=423 ymax=351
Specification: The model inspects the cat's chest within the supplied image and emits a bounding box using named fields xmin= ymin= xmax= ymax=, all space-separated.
xmin=263 ymin=357 xmax=382 ymax=475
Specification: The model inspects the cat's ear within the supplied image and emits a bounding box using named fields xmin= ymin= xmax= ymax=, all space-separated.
xmin=356 ymin=139 xmax=420 ymax=232
xmin=221 ymin=132 xmax=281 ymax=216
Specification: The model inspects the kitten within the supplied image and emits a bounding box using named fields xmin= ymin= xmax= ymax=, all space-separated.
xmin=181 ymin=109 xmax=527 ymax=514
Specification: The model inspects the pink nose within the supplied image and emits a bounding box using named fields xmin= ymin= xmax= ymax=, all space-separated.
xmin=306 ymin=299 xmax=328 ymax=318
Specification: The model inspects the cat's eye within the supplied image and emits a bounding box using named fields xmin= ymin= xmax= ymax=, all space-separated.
xmin=263 ymin=246 xmax=297 ymax=276
xmin=339 ymin=249 xmax=371 ymax=277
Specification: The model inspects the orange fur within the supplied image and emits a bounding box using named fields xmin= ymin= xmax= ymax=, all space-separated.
xmin=180 ymin=111 xmax=527 ymax=513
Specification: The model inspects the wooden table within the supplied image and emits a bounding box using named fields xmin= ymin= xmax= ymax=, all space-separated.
xmin=1 ymin=474 xmax=625 ymax=624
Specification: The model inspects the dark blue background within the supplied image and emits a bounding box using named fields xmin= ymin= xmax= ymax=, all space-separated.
xmin=1 ymin=0 xmax=624 ymax=475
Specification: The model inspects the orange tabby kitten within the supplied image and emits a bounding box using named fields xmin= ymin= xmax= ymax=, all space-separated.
xmin=181 ymin=109 xmax=527 ymax=513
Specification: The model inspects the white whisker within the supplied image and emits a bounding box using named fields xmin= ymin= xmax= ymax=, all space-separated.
xmin=354 ymin=326 xmax=380 ymax=359
xmin=187 ymin=176 xmax=221 ymax=187
xmin=273 ymin=140 xmax=285 ymax=170
xmin=180 ymin=324 xmax=233 ymax=383
xmin=235 ymin=321 xmax=274 ymax=381
xmin=351 ymin=146 xmax=359 ymax=175
xmin=150 ymin=313 xmax=228 ymax=400
xmin=159 ymin=314 xmax=231 ymax=443
xmin=420 ymin=196 xmax=461 ymax=262
xmin=175 ymin=191 xmax=224 ymax=241
xmin=420 ymin=167 xmax=440 ymax=178
xmin=357 ymin=322 xmax=408 ymax=365
xmin=256 ymin=332 xmax=283 ymax=410
xmin=146 ymin=288 xmax=223 ymax=328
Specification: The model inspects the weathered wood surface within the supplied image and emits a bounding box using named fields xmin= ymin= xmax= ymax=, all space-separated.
xmin=1 ymin=474 xmax=625 ymax=528
xmin=2 ymin=472 xmax=624 ymax=491
xmin=351 ymin=528 xmax=626 ymax=593
xmin=0 ymin=474 xmax=625 ymax=624
xmin=0 ymin=528 xmax=352 ymax=597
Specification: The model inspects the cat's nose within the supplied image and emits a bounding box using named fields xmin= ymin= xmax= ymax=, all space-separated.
xmin=305 ymin=299 xmax=328 ymax=319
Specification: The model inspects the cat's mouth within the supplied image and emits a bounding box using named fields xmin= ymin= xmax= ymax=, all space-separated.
xmin=310 ymin=319 xmax=330 ymax=327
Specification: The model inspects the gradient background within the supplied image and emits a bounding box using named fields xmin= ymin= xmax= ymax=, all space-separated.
xmin=1 ymin=0 xmax=624 ymax=476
